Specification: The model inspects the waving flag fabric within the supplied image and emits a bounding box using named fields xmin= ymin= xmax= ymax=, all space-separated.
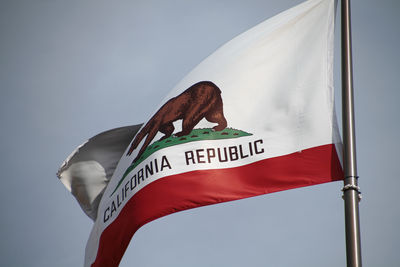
xmin=59 ymin=0 xmax=343 ymax=266
xmin=58 ymin=125 xmax=142 ymax=220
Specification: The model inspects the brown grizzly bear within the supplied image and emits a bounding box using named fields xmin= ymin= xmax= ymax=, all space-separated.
xmin=127 ymin=81 xmax=227 ymax=162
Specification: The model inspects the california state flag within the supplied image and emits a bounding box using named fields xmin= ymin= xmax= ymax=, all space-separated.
xmin=78 ymin=0 xmax=342 ymax=266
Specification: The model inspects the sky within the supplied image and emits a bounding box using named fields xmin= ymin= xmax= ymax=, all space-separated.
xmin=0 ymin=0 xmax=399 ymax=266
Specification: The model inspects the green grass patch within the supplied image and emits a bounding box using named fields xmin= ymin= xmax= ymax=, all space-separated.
xmin=110 ymin=127 xmax=252 ymax=196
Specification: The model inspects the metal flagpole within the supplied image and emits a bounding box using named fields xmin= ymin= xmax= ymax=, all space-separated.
xmin=341 ymin=0 xmax=362 ymax=266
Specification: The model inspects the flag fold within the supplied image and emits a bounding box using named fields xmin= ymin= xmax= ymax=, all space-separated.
xmin=58 ymin=125 xmax=142 ymax=220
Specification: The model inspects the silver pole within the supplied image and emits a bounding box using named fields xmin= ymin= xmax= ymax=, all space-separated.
xmin=341 ymin=0 xmax=362 ymax=266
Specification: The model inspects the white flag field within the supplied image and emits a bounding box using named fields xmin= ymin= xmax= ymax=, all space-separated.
xmin=58 ymin=0 xmax=343 ymax=266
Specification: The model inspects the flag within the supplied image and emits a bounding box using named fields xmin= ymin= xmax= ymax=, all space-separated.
xmin=57 ymin=125 xmax=142 ymax=220
xmin=60 ymin=0 xmax=343 ymax=266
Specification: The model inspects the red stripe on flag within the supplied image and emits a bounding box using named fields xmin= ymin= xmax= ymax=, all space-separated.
xmin=91 ymin=144 xmax=343 ymax=267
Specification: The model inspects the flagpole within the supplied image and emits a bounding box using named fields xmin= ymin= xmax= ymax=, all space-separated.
xmin=341 ymin=0 xmax=362 ymax=266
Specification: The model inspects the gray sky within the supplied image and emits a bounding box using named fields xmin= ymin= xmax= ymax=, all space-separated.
xmin=0 ymin=0 xmax=399 ymax=266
